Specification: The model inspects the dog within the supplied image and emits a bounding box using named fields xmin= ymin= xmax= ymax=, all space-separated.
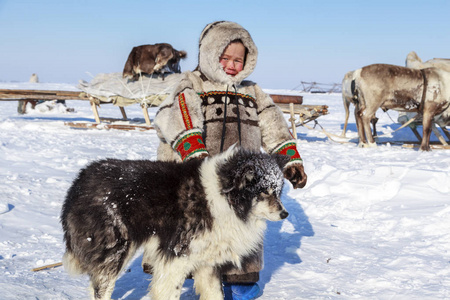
xmin=61 ymin=147 xmax=290 ymax=300
xmin=122 ymin=43 xmax=187 ymax=81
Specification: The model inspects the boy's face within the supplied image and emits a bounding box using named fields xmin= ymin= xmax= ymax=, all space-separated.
xmin=219 ymin=42 xmax=246 ymax=76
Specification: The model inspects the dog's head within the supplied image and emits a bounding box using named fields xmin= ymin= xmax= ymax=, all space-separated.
xmin=165 ymin=49 xmax=187 ymax=73
xmin=217 ymin=148 xmax=290 ymax=222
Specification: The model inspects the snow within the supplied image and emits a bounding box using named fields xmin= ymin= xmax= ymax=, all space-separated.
xmin=1 ymin=83 xmax=450 ymax=299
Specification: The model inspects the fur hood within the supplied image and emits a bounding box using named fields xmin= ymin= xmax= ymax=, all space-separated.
xmin=197 ymin=21 xmax=258 ymax=86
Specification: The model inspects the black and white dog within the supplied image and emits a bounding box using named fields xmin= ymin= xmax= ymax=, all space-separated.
xmin=61 ymin=147 xmax=290 ymax=300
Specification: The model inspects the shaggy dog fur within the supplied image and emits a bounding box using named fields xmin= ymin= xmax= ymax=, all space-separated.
xmin=61 ymin=147 xmax=290 ymax=300
xmin=122 ymin=43 xmax=187 ymax=81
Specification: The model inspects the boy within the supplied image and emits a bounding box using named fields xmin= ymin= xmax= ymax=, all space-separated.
xmin=151 ymin=21 xmax=307 ymax=300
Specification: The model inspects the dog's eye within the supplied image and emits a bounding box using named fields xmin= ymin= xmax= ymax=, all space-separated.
xmin=262 ymin=189 xmax=273 ymax=196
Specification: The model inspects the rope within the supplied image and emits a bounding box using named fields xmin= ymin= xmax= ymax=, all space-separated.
xmin=220 ymin=85 xmax=229 ymax=153
xmin=300 ymin=120 xmax=352 ymax=144
xmin=294 ymin=113 xmax=419 ymax=145
xmin=114 ymin=76 xmax=138 ymax=100
xmin=138 ymin=71 xmax=156 ymax=107
xmin=233 ymin=85 xmax=242 ymax=146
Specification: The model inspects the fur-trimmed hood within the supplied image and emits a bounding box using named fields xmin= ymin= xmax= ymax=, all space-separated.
xmin=197 ymin=21 xmax=258 ymax=86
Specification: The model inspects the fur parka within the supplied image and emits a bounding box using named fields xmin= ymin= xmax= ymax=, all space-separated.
xmin=152 ymin=21 xmax=303 ymax=282
xmin=154 ymin=21 xmax=302 ymax=165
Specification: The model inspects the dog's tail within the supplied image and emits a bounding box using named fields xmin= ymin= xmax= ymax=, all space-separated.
xmin=62 ymin=251 xmax=83 ymax=276
xmin=351 ymin=68 xmax=361 ymax=104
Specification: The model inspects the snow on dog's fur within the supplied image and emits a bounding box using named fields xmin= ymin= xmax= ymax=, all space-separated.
xmin=60 ymin=147 xmax=290 ymax=300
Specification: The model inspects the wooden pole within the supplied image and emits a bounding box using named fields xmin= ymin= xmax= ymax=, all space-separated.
xmin=141 ymin=104 xmax=152 ymax=126
xmin=0 ymin=89 xmax=88 ymax=101
xmin=119 ymin=107 xmax=128 ymax=120
xmin=289 ymin=103 xmax=297 ymax=140
xmin=31 ymin=262 xmax=63 ymax=272
xmin=431 ymin=124 xmax=449 ymax=146
xmin=90 ymin=101 xmax=101 ymax=124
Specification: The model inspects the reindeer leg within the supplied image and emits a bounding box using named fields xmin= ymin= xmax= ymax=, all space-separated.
xmin=362 ymin=114 xmax=377 ymax=147
xmin=341 ymin=97 xmax=351 ymax=137
xmin=420 ymin=112 xmax=433 ymax=151
xmin=371 ymin=117 xmax=379 ymax=137
xmin=355 ymin=106 xmax=367 ymax=147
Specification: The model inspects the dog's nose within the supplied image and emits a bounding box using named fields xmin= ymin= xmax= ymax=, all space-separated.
xmin=280 ymin=210 xmax=289 ymax=219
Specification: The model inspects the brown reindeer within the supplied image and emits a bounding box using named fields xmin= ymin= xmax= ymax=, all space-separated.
xmin=123 ymin=43 xmax=187 ymax=81
xmin=352 ymin=64 xmax=450 ymax=151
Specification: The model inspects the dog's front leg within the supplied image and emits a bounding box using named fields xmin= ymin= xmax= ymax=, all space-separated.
xmin=150 ymin=262 xmax=188 ymax=300
xmin=193 ymin=267 xmax=223 ymax=300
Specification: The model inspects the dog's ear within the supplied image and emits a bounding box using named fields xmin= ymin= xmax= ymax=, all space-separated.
xmin=272 ymin=154 xmax=291 ymax=170
xmin=223 ymin=165 xmax=255 ymax=193
xmin=238 ymin=165 xmax=255 ymax=189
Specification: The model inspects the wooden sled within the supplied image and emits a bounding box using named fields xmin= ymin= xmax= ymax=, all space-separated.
xmin=78 ymin=94 xmax=311 ymax=131
xmin=0 ymin=88 xmax=160 ymax=128
xmin=1 ymin=89 xmax=330 ymax=134
xmin=398 ymin=113 xmax=450 ymax=148
xmin=0 ymin=89 xmax=88 ymax=101
xmin=276 ymin=103 xmax=329 ymax=138
xmin=1 ymin=88 xmax=322 ymax=131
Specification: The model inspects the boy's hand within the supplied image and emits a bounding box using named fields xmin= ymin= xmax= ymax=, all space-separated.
xmin=189 ymin=153 xmax=209 ymax=161
xmin=284 ymin=164 xmax=307 ymax=189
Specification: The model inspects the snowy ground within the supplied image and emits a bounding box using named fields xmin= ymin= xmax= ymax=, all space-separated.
xmin=0 ymin=83 xmax=449 ymax=299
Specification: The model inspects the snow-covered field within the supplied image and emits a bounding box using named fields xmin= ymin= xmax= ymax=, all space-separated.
xmin=1 ymin=83 xmax=449 ymax=299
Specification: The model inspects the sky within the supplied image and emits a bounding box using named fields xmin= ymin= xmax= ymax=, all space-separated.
xmin=0 ymin=0 xmax=449 ymax=90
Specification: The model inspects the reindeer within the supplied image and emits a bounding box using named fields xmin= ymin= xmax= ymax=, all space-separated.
xmin=123 ymin=43 xmax=187 ymax=81
xmin=406 ymin=51 xmax=450 ymax=72
xmin=352 ymin=64 xmax=450 ymax=151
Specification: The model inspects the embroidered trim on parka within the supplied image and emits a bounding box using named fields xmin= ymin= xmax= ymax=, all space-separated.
xmin=172 ymin=129 xmax=208 ymax=161
xmin=274 ymin=141 xmax=303 ymax=164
